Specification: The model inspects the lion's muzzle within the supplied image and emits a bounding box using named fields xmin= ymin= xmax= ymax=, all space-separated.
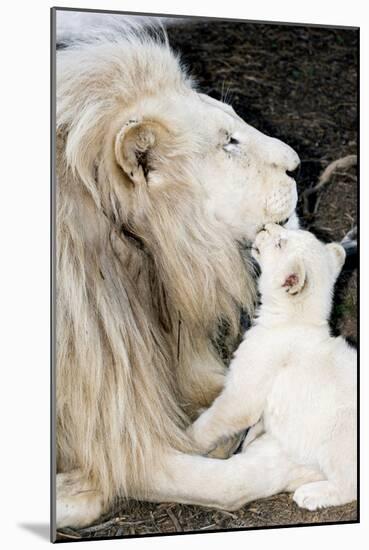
xmin=264 ymin=177 xmax=298 ymax=226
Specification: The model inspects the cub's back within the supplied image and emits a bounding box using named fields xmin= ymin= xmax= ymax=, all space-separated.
xmin=263 ymin=330 xmax=356 ymax=463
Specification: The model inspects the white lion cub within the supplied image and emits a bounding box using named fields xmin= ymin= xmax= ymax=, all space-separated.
xmin=189 ymin=223 xmax=356 ymax=510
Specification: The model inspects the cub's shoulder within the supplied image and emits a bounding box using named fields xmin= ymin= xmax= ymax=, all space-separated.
xmin=330 ymin=335 xmax=357 ymax=370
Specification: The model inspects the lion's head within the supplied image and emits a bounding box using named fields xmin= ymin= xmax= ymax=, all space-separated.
xmin=57 ymin=31 xmax=301 ymax=346
xmin=56 ymin=29 xmax=302 ymax=511
xmin=58 ymin=33 xmax=299 ymax=243
xmin=112 ymin=92 xmax=299 ymax=240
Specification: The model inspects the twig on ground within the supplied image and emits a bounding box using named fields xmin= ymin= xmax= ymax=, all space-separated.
xmin=56 ymin=528 xmax=82 ymax=540
xmin=166 ymin=507 xmax=183 ymax=532
xmin=342 ymin=226 xmax=357 ymax=243
xmin=302 ymin=154 xmax=357 ymax=219
xmin=341 ymin=225 xmax=357 ymax=268
xmin=217 ymin=509 xmax=239 ymax=520
xmin=78 ymin=516 xmax=121 ymax=535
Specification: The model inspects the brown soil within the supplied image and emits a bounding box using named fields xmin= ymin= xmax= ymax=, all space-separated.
xmin=58 ymin=496 xmax=357 ymax=541
xmin=56 ymin=18 xmax=358 ymax=542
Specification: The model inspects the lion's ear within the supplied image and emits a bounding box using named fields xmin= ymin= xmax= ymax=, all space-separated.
xmin=115 ymin=118 xmax=168 ymax=185
xmin=281 ymin=258 xmax=306 ymax=295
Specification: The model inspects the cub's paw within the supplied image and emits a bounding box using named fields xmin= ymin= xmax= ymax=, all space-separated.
xmin=207 ymin=432 xmax=245 ymax=459
xmin=293 ymin=481 xmax=339 ymax=511
xmin=186 ymin=423 xmax=213 ymax=454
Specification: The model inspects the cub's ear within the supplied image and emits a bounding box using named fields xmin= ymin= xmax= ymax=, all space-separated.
xmin=326 ymin=242 xmax=346 ymax=275
xmin=115 ymin=118 xmax=169 ymax=185
xmin=281 ymin=258 xmax=306 ymax=295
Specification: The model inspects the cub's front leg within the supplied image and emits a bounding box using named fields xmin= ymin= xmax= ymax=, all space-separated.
xmin=188 ymin=336 xmax=280 ymax=458
xmin=187 ymin=388 xmax=256 ymax=454
xmin=188 ymin=336 xmax=274 ymax=453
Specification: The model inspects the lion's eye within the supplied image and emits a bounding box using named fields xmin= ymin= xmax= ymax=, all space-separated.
xmin=223 ymin=134 xmax=240 ymax=153
xmin=229 ymin=136 xmax=239 ymax=145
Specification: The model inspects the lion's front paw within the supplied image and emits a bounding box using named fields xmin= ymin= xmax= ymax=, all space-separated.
xmin=56 ymin=471 xmax=104 ymax=529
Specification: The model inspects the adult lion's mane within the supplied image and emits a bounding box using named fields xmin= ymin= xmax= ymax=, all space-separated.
xmin=56 ymin=29 xmax=255 ymax=509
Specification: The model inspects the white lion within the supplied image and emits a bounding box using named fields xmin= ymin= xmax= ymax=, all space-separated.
xmin=55 ymin=25 xmax=302 ymax=529
xmin=189 ymin=224 xmax=357 ymax=510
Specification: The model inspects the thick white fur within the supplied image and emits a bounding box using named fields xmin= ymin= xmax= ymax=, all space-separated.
xmin=56 ymin=25 xmax=301 ymax=528
xmin=190 ymin=224 xmax=357 ymax=510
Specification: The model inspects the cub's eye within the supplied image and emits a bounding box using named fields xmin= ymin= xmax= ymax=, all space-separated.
xmin=276 ymin=237 xmax=287 ymax=249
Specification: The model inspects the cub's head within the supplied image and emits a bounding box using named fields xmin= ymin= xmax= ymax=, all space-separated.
xmin=252 ymin=224 xmax=346 ymax=318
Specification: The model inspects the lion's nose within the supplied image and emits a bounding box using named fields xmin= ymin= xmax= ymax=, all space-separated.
xmin=263 ymin=137 xmax=300 ymax=173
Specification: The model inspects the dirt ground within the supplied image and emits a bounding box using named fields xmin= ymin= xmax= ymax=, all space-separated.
xmin=56 ymin=19 xmax=358 ymax=542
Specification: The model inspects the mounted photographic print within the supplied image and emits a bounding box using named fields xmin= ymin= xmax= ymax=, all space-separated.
xmin=51 ymin=7 xmax=359 ymax=543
